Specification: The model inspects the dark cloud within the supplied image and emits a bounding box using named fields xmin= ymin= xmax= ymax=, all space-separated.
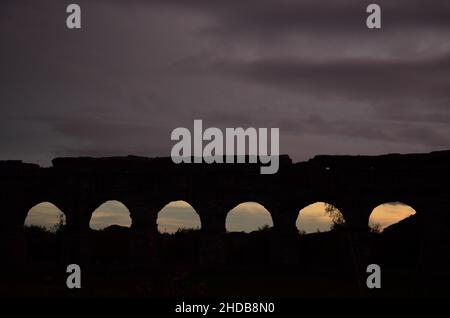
xmin=213 ymin=54 xmax=450 ymax=101
xmin=120 ymin=0 xmax=450 ymax=34
xmin=279 ymin=114 xmax=450 ymax=148
xmin=1 ymin=0 xmax=450 ymax=164
xmin=210 ymin=54 xmax=450 ymax=131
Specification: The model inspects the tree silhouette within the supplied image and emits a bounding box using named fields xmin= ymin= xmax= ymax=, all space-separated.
xmin=324 ymin=203 xmax=345 ymax=230
xmin=369 ymin=223 xmax=382 ymax=233
xmin=50 ymin=213 xmax=65 ymax=233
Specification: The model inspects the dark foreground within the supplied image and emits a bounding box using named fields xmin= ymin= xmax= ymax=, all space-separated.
xmin=2 ymin=216 xmax=450 ymax=299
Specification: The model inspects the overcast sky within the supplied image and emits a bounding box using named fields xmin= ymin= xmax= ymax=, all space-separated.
xmin=1 ymin=0 xmax=450 ymax=165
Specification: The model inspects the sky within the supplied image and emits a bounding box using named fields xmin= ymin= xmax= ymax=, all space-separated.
xmin=2 ymin=0 xmax=450 ymax=165
xmin=25 ymin=201 xmax=416 ymax=234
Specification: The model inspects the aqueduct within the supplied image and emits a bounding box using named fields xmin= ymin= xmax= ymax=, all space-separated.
xmin=1 ymin=150 xmax=449 ymax=265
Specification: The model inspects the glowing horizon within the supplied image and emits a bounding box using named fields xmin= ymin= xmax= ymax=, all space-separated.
xmin=226 ymin=202 xmax=273 ymax=233
xmin=369 ymin=203 xmax=416 ymax=231
xmin=90 ymin=200 xmax=132 ymax=230
xmin=296 ymin=202 xmax=340 ymax=234
xmin=157 ymin=201 xmax=201 ymax=234
xmin=25 ymin=200 xmax=417 ymax=234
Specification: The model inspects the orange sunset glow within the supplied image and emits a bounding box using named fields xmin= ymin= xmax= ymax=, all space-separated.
xmin=25 ymin=200 xmax=417 ymax=234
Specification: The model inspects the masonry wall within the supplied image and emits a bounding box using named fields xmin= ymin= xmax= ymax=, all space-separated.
xmin=0 ymin=151 xmax=449 ymax=267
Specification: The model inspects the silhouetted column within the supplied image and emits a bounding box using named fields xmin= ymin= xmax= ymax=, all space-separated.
xmin=270 ymin=206 xmax=298 ymax=235
xmin=62 ymin=206 xmax=92 ymax=266
xmin=415 ymin=202 xmax=450 ymax=296
xmin=195 ymin=202 xmax=228 ymax=267
xmin=129 ymin=205 xmax=159 ymax=268
xmin=0 ymin=204 xmax=29 ymax=271
xmin=268 ymin=205 xmax=299 ymax=265
xmin=201 ymin=213 xmax=227 ymax=235
xmin=197 ymin=203 xmax=227 ymax=235
xmin=337 ymin=202 xmax=374 ymax=291
xmin=130 ymin=206 xmax=158 ymax=234
xmin=339 ymin=202 xmax=373 ymax=231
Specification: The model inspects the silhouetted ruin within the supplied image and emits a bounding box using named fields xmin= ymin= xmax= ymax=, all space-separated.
xmin=1 ymin=150 xmax=450 ymax=297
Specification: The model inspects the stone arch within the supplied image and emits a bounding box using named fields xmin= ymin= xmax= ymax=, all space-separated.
xmin=24 ymin=202 xmax=66 ymax=233
xmin=369 ymin=202 xmax=417 ymax=232
xmin=226 ymin=202 xmax=273 ymax=233
xmin=296 ymin=202 xmax=344 ymax=234
xmin=89 ymin=200 xmax=132 ymax=230
xmin=157 ymin=200 xmax=201 ymax=234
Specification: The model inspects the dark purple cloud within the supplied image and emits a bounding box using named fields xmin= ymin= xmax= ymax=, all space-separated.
xmin=109 ymin=0 xmax=450 ymax=32
xmin=1 ymin=0 xmax=450 ymax=165
xmin=213 ymin=54 xmax=450 ymax=100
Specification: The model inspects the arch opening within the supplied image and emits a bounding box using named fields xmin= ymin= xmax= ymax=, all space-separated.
xmin=24 ymin=202 xmax=66 ymax=233
xmin=89 ymin=200 xmax=131 ymax=230
xmin=226 ymin=202 xmax=273 ymax=233
xmin=157 ymin=201 xmax=201 ymax=234
xmin=296 ymin=202 xmax=344 ymax=234
xmin=369 ymin=202 xmax=416 ymax=233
